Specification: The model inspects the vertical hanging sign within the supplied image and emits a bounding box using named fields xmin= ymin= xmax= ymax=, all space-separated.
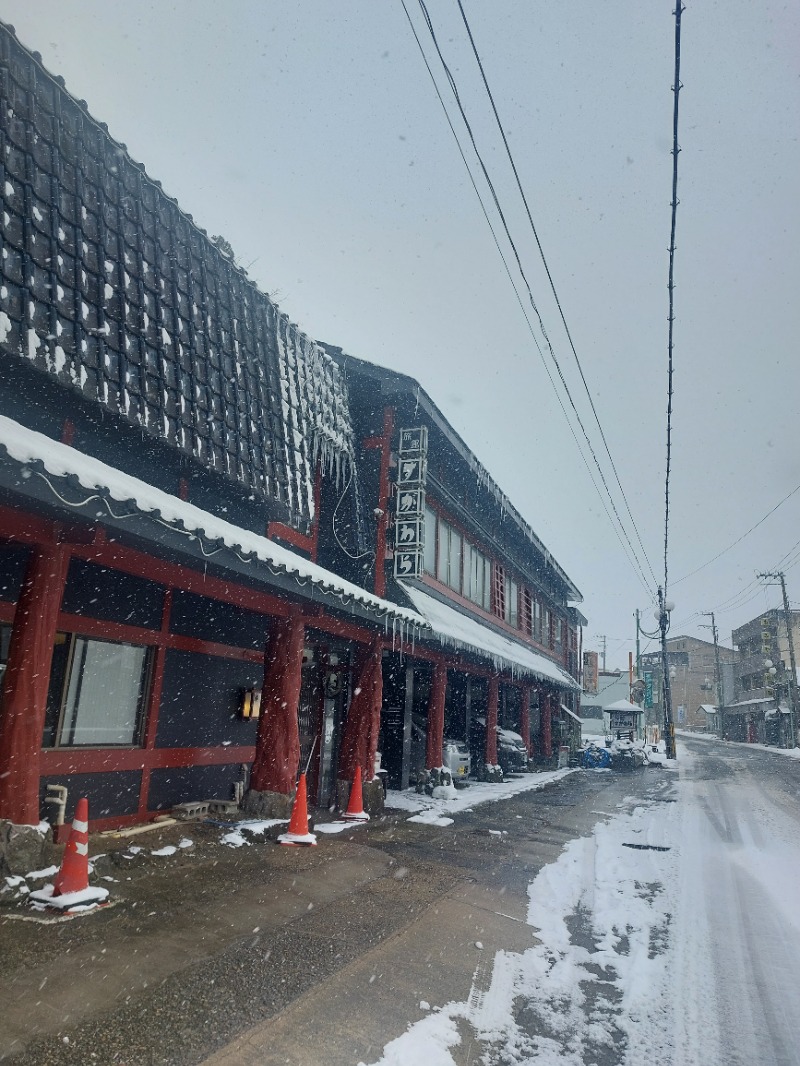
xmin=393 ymin=427 xmax=428 ymax=579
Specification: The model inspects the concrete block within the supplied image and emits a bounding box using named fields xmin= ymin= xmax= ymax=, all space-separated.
xmin=242 ymin=788 xmax=294 ymax=820
xmin=0 ymin=819 xmax=53 ymax=876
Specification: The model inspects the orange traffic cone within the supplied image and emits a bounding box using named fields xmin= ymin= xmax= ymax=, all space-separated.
xmin=29 ymin=797 xmax=109 ymax=911
xmin=54 ymin=796 xmax=90 ymax=896
xmin=277 ymin=773 xmax=317 ymax=846
xmin=342 ymin=766 xmax=370 ymax=822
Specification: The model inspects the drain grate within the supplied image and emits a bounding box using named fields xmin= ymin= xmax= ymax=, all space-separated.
xmin=623 ymin=843 xmax=671 ymax=852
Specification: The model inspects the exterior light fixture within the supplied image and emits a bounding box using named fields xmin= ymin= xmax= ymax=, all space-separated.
xmin=241 ymin=687 xmax=262 ymax=719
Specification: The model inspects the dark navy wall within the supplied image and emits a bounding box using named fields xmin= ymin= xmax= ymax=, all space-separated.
xmin=157 ymin=650 xmax=260 ymax=748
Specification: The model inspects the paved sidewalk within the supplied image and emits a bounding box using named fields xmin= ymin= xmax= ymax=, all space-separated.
xmin=0 ymin=768 xmax=650 ymax=1065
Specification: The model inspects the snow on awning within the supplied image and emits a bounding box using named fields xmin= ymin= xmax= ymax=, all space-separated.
xmin=400 ymin=582 xmax=579 ymax=689
xmin=0 ymin=416 xmax=426 ymax=629
xmin=764 ymin=706 xmax=791 ymax=719
xmin=603 ymin=699 xmax=642 ymax=713
xmin=560 ymin=704 xmax=583 ymax=724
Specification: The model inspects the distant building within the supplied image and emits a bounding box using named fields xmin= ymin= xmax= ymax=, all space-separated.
xmin=730 ymin=609 xmax=800 ymax=746
xmin=580 ymin=668 xmax=631 ymax=735
xmin=640 ymin=635 xmax=736 ymax=732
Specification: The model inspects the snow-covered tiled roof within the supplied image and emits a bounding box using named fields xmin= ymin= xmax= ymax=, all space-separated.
xmin=0 ymin=416 xmax=426 ymax=629
xmin=400 ymin=583 xmax=579 ymax=689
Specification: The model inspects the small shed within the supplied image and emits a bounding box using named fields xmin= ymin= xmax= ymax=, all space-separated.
xmin=603 ymin=699 xmax=643 ymax=738
xmin=696 ymin=704 xmax=718 ymax=732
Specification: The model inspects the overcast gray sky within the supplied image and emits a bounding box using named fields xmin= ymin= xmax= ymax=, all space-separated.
xmin=5 ymin=1 xmax=799 ymax=666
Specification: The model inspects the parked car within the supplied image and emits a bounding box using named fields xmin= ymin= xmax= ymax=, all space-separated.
xmin=470 ymin=717 xmax=529 ymax=775
xmin=496 ymin=726 xmax=529 ymax=773
xmin=408 ymin=716 xmax=471 ymax=783
xmin=442 ymin=737 xmax=471 ymax=779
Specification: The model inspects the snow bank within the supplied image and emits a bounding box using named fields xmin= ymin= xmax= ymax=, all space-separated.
xmin=385 ymin=768 xmax=577 ymax=826
xmin=367 ymin=780 xmax=681 ymax=1065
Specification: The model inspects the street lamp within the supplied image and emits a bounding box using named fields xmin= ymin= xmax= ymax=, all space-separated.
xmin=657 ymin=588 xmax=677 ymax=759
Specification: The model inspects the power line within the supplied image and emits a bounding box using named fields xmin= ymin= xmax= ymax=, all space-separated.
xmin=454 ymin=0 xmax=658 ymax=592
xmin=396 ymin=0 xmax=653 ymax=597
xmin=672 ymin=532 xmax=800 ymax=631
xmin=671 ymin=478 xmax=800 ymax=586
xmin=409 ymin=0 xmax=657 ymax=596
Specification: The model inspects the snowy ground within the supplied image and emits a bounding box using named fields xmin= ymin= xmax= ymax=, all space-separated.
xmin=384 ymin=768 xmax=578 ymax=827
xmin=676 ymin=728 xmax=800 ymax=760
xmin=365 ymin=738 xmax=800 ymax=1066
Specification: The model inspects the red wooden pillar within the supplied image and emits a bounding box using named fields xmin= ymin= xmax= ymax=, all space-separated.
xmin=339 ymin=635 xmax=383 ymax=784
xmin=519 ymin=686 xmax=531 ymax=756
xmin=425 ymin=661 xmax=447 ymax=770
xmin=486 ymin=675 xmax=499 ymax=766
xmin=250 ymin=611 xmax=305 ymax=795
xmin=0 ymin=542 xmax=71 ymax=824
xmin=541 ymin=690 xmax=553 ymax=759
xmin=137 ymin=589 xmax=173 ymax=819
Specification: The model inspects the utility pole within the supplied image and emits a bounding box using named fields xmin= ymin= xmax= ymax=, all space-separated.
xmin=635 ymin=609 xmax=641 ymax=680
xmin=595 ymin=634 xmax=607 ymax=671
xmin=757 ymin=572 xmax=798 ymax=748
xmin=658 ymin=588 xmax=676 ymax=759
xmin=701 ymin=612 xmax=724 ymax=739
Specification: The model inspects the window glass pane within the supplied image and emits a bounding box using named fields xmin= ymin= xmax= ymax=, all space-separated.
xmin=507 ymin=579 xmax=518 ymax=627
xmin=437 ymin=521 xmax=449 ymax=584
xmin=448 ymin=529 xmax=461 ymax=590
xmin=534 ymin=600 xmax=542 ymax=641
xmin=470 ymin=548 xmax=481 ymax=604
xmin=61 ymin=637 xmax=147 ymax=746
xmin=482 ymin=557 xmax=491 ymax=611
xmin=462 ymin=542 xmax=472 ymax=597
xmin=424 ymin=506 xmax=437 ymax=575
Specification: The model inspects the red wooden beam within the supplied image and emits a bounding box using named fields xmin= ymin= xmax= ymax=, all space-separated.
xmin=70 ymin=541 xmax=292 ymax=618
xmin=40 ymin=745 xmax=256 ymax=775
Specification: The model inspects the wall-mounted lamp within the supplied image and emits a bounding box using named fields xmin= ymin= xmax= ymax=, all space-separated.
xmin=241 ymin=687 xmax=262 ymax=719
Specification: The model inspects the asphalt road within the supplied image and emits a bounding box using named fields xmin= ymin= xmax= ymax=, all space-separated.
xmin=674 ymin=736 xmax=800 ymax=1066
xmin=0 ymin=766 xmax=654 ymax=1066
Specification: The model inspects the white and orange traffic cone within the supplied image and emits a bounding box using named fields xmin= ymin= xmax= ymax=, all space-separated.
xmin=29 ymin=797 xmax=109 ymax=911
xmin=341 ymin=766 xmax=370 ymax=822
xmin=277 ymin=773 xmax=317 ymax=846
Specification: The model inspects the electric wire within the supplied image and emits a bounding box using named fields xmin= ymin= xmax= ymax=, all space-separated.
xmin=406 ymin=0 xmax=656 ymax=596
xmin=671 ymin=478 xmax=800 ymax=586
xmin=454 ymin=0 xmax=659 ymax=592
xmin=398 ymin=0 xmax=654 ymax=597
xmin=673 ymin=532 xmax=800 ymax=631
xmin=332 ymin=463 xmax=374 ymax=561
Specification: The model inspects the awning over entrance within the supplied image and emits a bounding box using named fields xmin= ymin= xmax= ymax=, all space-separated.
xmin=399 ymin=583 xmax=579 ymax=690
xmin=0 ymin=415 xmax=426 ymax=630
xmin=725 ymin=697 xmax=774 ymax=714
xmin=561 ymin=704 xmax=582 ymax=724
